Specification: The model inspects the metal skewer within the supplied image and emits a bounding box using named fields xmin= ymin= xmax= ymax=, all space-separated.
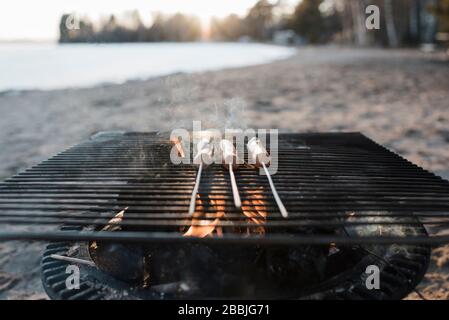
xmin=189 ymin=136 xmax=213 ymax=215
xmin=262 ymin=162 xmax=288 ymax=218
xmin=189 ymin=162 xmax=203 ymax=215
xmin=228 ymin=163 xmax=242 ymax=209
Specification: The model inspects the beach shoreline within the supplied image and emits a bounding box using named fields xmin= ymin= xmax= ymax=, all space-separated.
xmin=0 ymin=42 xmax=297 ymax=92
xmin=0 ymin=46 xmax=449 ymax=299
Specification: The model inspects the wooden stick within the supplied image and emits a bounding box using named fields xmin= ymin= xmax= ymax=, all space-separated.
xmin=172 ymin=140 xmax=185 ymax=158
xmin=262 ymin=162 xmax=288 ymax=218
xmin=188 ymin=162 xmax=203 ymax=215
xmin=50 ymin=254 xmax=96 ymax=267
xmin=220 ymin=139 xmax=241 ymax=209
xmin=229 ymin=164 xmax=242 ymax=209
xmin=101 ymin=207 xmax=127 ymax=232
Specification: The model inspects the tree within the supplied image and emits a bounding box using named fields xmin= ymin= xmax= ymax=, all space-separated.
xmin=209 ymin=0 xmax=278 ymax=41
xmin=243 ymin=0 xmax=275 ymax=40
xmin=59 ymin=14 xmax=94 ymax=43
xmin=210 ymin=14 xmax=244 ymax=41
xmin=334 ymin=0 xmax=416 ymax=47
xmin=163 ymin=14 xmax=201 ymax=41
xmin=147 ymin=13 xmax=166 ymax=42
xmin=121 ymin=10 xmax=147 ymax=42
xmin=289 ymin=0 xmax=325 ymax=43
xmin=432 ymin=0 xmax=449 ymax=32
xmin=384 ymin=0 xmax=399 ymax=47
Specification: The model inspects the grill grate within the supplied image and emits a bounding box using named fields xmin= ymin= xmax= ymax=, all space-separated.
xmin=1 ymin=131 xmax=449 ymax=245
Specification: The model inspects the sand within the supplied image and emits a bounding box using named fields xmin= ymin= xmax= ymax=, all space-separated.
xmin=0 ymin=46 xmax=448 ymax=299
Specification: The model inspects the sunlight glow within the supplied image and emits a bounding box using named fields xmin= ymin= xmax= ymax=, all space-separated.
xmin=0 ymin=0 xmax=262 ymax=41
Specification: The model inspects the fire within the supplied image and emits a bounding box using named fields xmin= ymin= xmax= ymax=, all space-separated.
xmin=183 ymin=199 xmax=225 ymax=238
xmin=183 ymin=187 xmax=267 ymax=238
xmin=241 ymin=187 xmax=267 ymax=235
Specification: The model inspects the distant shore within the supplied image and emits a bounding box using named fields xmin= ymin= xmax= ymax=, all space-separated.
xmin=0 ymin=42 xmax=296 ymax=91
xmin=0 ymin=46 xmax=449 ymax=299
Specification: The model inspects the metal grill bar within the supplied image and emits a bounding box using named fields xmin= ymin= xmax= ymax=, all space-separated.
xmin=1 ymin=231 xmax=449 ymax=246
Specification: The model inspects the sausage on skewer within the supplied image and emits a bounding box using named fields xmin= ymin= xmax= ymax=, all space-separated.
xmin=219 ymin=139 xmax=241 ymax=209
xmin=247 ymin=137 xmax=288 ymax=218
xmin=189 ymin=137 xmax=214 ymax=215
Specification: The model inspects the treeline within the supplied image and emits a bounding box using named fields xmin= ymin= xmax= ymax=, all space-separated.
xmin=59 ymin=0 xmax=340 ymax=44
xmin=59 ymin=0 xmax=447 ymax=46
xmin=211 ymin=0 xmax=279 ymax=41
xmin=59 ymin=11 xmax=201 ymax=43
xmin=336 ymin=0 xmax=438 ymax=47
xmin=210 ymin=0 xmax=341 ymax=43
xmin=211 ymin=0 xmax=445 ymax=46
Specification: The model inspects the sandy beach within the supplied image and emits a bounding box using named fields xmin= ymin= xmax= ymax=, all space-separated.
xmin=0 ymin=46 xmax=448 ymax=299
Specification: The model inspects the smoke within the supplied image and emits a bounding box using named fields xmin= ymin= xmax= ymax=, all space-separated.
xmin=223 ymin=98 xmax=248 ymax=130
xmin=161 ymin=75 xmax=248 ymax=133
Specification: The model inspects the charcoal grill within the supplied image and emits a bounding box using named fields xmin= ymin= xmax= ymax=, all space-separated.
xmin=1 ymin=131 xmax=449 ymax=299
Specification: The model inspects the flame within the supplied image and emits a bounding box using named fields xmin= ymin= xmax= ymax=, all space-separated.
xmin=183 ymin=199 xmax=225 ymax=238
xmin=241 ymin=187 xmax=267 ymax=235
xmin=183 ymin=187 xmax=267 ymax=238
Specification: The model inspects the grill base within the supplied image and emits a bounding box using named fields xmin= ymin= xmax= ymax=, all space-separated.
xmin=41 ymin=226 xmax=430 ymax=300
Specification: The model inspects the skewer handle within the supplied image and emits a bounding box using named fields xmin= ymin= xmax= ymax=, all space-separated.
xmin=262 ymin=162 xmax=288 ymax=218
xmin=229 ymin=165 xmax=241 ymax=209
xmin=189 ymin=162 xmax=203 ymax=215
xmin=247 ymin=138 xmax=288 ymax=218
xmin=220 ymin=139 xmax=241 ymax=209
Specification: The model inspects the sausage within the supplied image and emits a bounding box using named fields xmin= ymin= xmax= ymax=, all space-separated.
xmin=193 ymin=138 xmax=214 ymax=165
xmin=247 ymin=137 xmax=270 ymax=168
xmin=219 ymin=139 xmax=238 ymax=168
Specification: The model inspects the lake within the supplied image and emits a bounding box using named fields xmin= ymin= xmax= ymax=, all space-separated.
xmin=0 ymin=42 xmax=296 ymax=91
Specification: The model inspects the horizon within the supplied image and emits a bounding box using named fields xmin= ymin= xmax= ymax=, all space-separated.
xmin=0 ymin=0 xmax=297 ymax=42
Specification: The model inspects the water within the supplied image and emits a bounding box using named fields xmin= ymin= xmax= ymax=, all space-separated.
xmin=0 ymin=42 xmax=296 ymax=91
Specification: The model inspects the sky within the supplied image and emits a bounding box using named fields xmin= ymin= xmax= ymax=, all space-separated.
xmin=0 ymin=0 xmax=269 ymax=41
